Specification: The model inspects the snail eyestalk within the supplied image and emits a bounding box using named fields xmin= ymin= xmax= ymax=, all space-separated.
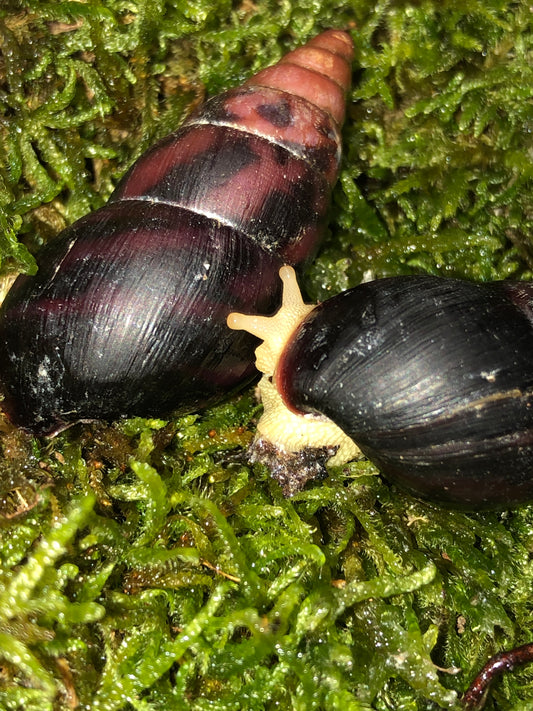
xmin=227 ymin=265 xmax=315 ymax=375
xmin=227 ymin=265 xmax=361 ymax=496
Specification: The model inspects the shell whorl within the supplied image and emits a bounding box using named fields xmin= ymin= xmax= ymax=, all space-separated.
xmin=246 ymin=29 xmax=354 ymax=127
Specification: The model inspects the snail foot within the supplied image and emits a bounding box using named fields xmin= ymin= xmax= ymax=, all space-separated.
xmin=249 ymin=437 xmax=338 ymax=497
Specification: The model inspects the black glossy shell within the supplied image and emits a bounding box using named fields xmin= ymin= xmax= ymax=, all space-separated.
xmin=277 ymin=276 xmax=533 ymax=508
xmin=0 ymin=203 xmax=283 ymax=432
xmin=0 ymin=30 xmax=353 ymax=435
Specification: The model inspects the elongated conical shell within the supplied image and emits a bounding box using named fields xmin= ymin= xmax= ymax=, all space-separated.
xmin=0 ymin=30 xmax=353 ymax=435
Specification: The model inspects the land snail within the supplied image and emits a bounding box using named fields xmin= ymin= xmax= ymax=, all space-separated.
xmin=0 ymin=29 xmax=354 ymax=436
xmin=227 ymin=266 xmax=533 ymax=509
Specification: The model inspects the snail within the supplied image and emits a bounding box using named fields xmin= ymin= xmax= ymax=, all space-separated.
xmin=227 ymin=266 xmax=533 ymax=508
xmin=0 ymin=30 xmax=353 ymax=436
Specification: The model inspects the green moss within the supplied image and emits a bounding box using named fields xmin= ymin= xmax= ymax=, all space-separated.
xmin=1 ymin=1 xmax=533 ymax=709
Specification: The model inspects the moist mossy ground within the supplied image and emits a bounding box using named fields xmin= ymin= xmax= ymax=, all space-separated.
xmin=1 ymin=2 xmax=533 ymax=709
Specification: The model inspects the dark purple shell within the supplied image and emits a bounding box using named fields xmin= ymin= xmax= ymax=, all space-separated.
xmin=277 ymin=276 xmax=533 ymax=508
xmin=0 ymin=30 xmax=353 ymax=435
